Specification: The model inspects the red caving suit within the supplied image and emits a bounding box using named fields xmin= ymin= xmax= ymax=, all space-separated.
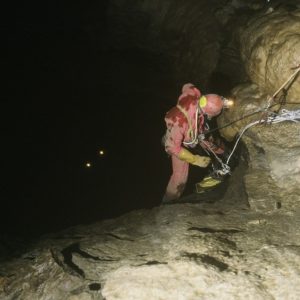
xmin=163 ymin=84 xmax=223 ymax=200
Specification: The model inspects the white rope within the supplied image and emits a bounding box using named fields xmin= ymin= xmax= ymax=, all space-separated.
xmin=264 ymin=66 xmax=300 ymax=112
xmin=226 ymin=109 xmax=300 ymax=165
xmin=227 ymin=65 xmax=300 ymax=163
xmin=272 ymin=66 xmax=300 ymax=99
xmin=200 ymin=140 xmax=231 ymax=176
xmin=183 ymin=107 xmax=199 ymax=146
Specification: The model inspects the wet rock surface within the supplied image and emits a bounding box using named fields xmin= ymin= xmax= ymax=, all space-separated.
xmin=1 ymin=202 xmax=300 ymax=299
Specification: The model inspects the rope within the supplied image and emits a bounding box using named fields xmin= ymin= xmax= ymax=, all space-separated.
xmin=176 ymin=104 xmax=200 ymax=146
xmin=204 ymin=65 xmax=300 ymax=135
xmin=226 ymin=109 xmax=300 ymax=165
xmin=272 ymin=66 xmax=300 ymax=99
xmin=203 ymin=101 xmax=300 ymax=136
xmin=179 ymin=66 xmax=300 ymax=176
xmin=260 ymin=65 xmax=300 ymax=121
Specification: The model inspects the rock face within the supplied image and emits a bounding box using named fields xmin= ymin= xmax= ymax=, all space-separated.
xmin=1 ymin=1 xmax=300 ymax=299
xmin=219 ymin=6 xmax=300 ymax=211
xmin=107 ymin=0 xmax=300 ymax=212
xmin=239 ymin=8 xmax=300 ymax=101
xmin=1 ymin=203 xmax=300 ymax=299
xmin=107 ymin=0 xmax=246 ymax=87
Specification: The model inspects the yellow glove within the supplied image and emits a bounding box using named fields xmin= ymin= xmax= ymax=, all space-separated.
xmin=178 ymin=148 xmax=211 ymax=167
xmin=193 ymin=155 xmax=211 ymax=167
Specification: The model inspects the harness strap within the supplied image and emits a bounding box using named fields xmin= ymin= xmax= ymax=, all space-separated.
xmin=176 ymin=104 xmax=194 ymax=141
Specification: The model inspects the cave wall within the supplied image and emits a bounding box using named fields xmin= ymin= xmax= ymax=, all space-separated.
xmin=106 ymin=0 xmax=258 ymax=89
xmin=107 ymin=0 xmax=300 ymax=212
xmin=219 ymin=6 xmax=300 ymax=211
xmin=239 ymin=8 xmax=300 ymax=101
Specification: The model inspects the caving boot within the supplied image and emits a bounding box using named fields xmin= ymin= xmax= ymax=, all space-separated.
xmin=195 ymin=175 xmax=223 ymax=194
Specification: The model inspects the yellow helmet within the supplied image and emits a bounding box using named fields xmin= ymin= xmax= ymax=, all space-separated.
xmin=199 ymin=94 xmax=224 ymax=117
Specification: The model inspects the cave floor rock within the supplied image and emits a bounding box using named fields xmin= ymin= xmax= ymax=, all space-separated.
xmin=1 ymin=200 xmax=300 ymax=300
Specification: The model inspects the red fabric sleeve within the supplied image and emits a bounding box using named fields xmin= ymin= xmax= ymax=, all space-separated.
xmin=164 ymin=121 xmax=185 ymax=156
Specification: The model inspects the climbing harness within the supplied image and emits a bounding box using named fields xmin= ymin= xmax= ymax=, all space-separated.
xmin=195 ymin=140 xmax=228 ymax=193
xmin=177 ymin=101 xmax=232 ymax=176
xmin=200 ymin=139 xmax=231 ymax=176
xmin=177 ymin=103 xmax=230 ymax=175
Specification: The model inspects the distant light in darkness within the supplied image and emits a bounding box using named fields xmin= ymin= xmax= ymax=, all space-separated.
xmin=99 ymin=150 xmax=105 ymax=156
xmin=86 ymin=162 xmax=92 ymax=168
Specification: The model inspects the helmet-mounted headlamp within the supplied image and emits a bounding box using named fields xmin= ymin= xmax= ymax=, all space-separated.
xmin=198 ymin=95 xmax=234 ymax=119
xmin=222 ymin=97 xmax=234 ymax=108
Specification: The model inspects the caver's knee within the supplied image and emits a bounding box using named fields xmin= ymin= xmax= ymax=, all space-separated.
xmin=162 ymin=183 xmax=185 ymax=204
xmin=164 ymin=180 xmax=186 ymax=200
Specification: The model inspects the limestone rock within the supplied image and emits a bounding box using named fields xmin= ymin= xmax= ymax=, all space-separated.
xmin=107 ymin=0 xmax=228 ymax=86
xmin=219 ymin=82 xmax=268 ymax=141
xmin=239 ymin=8 xmax=300 ymax=101
xmin=2 ymin=1 xmax=300 ymax=299
xmin=219 ymin=81 xmax=300 ymax=211
xmin=216 ymin=5 xmax=300 ymax=212
xmin=1 ymin=204 xmax=300 ymax=299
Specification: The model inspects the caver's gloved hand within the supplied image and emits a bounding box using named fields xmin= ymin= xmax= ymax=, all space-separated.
xmin=178 ymin=148 xmax=211 ymax=167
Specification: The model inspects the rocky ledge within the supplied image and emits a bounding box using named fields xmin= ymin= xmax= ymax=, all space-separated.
xmin=1 ymin=201 xmax=300 ymax=299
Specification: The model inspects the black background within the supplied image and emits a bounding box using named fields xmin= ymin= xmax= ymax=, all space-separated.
xmin=2 ymin=1 xmax=189 ymax=237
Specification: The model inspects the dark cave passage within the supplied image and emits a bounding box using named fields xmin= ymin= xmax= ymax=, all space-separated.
xmin=4 ymin=49 xmax=181 ymax=236
xmin=6 ymin=0 xmax=298 ymax=237
xmin=4 ymin=1 xmax=240 ymax=237
xmin=4 ymin=29 xmax=195 ymax=237
xmin=2 ymin=2 xmax=300 ymax=298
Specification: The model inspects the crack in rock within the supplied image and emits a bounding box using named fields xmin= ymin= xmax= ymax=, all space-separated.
xmin=89 ymin=282 xmax=101 ymax=291
xmin=60 ymin=243 xmax=115 ymax=278
xmin=137 ymin=260 xmax=168 ymax=266
xmin=105 ymin=233 xmax=134 ymax=242
xmin=182 ymin=252 xmax=229 ymax=271
xmin=216 ymin=237 xmax=238 ymax=249
xmin=188 ymin=227 xmax=242 ymax=234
